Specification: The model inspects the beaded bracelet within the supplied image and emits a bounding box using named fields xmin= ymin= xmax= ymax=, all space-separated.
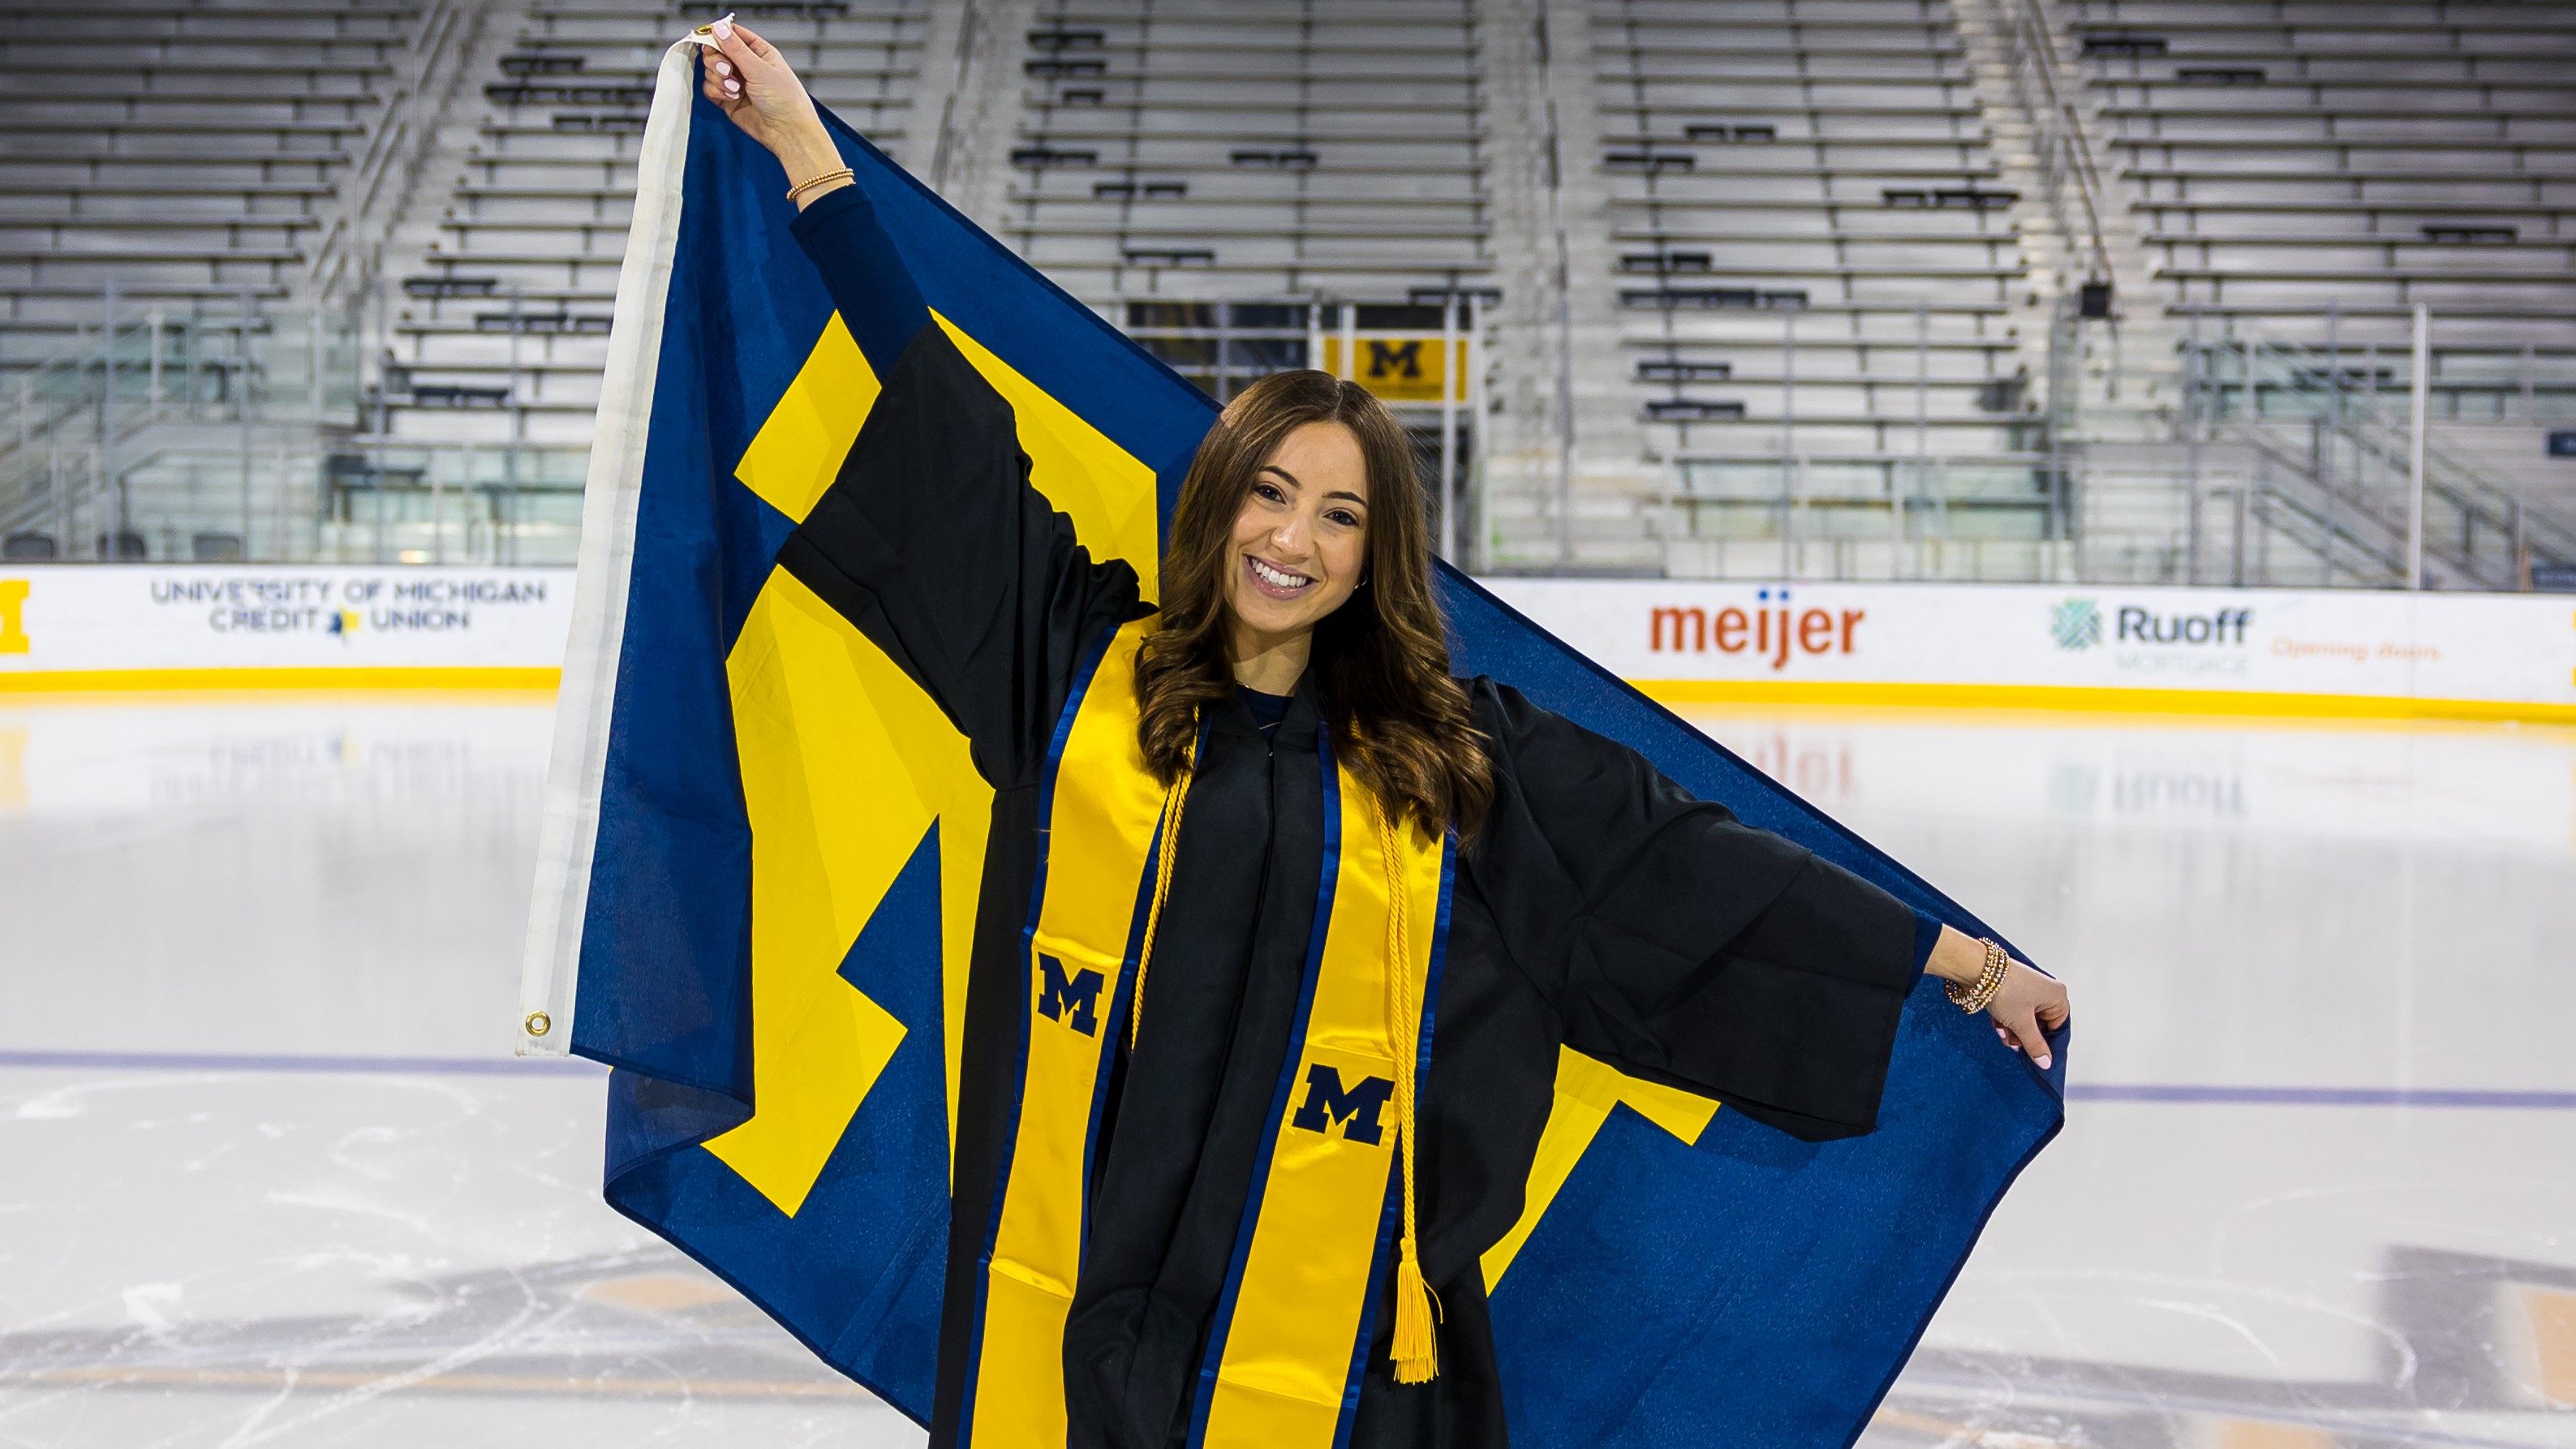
xmin=786 ymin=167 xmax=855 ymax=204
xmin=1944 ymin=937 xmax=2010 ymax=1014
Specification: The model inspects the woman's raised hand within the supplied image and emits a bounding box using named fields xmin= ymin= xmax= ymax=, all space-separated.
xmin=698 ymin=18 xmax=840 ymax=187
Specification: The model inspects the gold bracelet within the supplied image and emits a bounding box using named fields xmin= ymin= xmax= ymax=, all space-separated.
xmin=1944 ymin=937 xmax=2010 ymax=1014
xmin=785 ymin=166 xmax=854 ymax=203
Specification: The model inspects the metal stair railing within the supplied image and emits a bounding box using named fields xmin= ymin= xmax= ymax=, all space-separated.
xmin=307 ymin=0 xmax=481 ymax=307
xmin=1 ymin=297 xmax=362 ymax=556
xmin=1994 ymin=0 xmax=2115 ymax=295
xmin=2190 ymin=324 xmax=2576 ymax=589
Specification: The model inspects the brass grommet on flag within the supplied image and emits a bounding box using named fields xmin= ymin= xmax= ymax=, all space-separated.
xmin=524 ymin=1011 xmax=553 ymax=1038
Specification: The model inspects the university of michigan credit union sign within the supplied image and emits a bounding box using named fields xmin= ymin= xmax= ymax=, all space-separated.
xmin=0 ymin=565 xmax=573 ymax=689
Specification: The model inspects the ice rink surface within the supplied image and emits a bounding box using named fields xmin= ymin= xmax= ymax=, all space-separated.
xmin=3 ymin=694 xmax=2572 ymax=1449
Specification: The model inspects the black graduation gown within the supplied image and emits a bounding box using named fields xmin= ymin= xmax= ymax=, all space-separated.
xmin=778 ymin=192 xmax=1933 ymax=1449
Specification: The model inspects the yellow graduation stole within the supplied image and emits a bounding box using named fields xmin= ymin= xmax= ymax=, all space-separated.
xmin=960 ymin=617 xmax=1455 ymax=1449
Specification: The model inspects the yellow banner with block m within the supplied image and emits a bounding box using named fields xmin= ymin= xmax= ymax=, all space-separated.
xmin=1317 ymin=336 xmax=1469 ymax=404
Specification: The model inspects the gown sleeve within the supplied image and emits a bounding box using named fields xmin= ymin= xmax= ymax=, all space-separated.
xmin=770 ymin=186 xmax=1148 ymax=790
xmin=1465 ymin=682 xmax=1933 ymax=1141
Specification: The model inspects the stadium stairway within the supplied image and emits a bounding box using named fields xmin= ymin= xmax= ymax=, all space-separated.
xmin=1568 ymin=0 xmax=2077 ymax=580
xmin=378 ymin=0 xmax=928 ymax=448
xmin=351 ymin=0 xmax=928 ymax=559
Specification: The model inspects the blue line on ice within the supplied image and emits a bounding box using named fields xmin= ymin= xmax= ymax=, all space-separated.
xmin=2 ymin=1051 xmax=2570 ymax=1109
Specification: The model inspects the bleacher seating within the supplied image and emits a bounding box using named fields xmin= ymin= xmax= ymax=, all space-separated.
xmin=0 ymin=0 xmax=415 ymax=356
xmin=5 ymin=0 xmax=2565 ymax=578
xmin=2072 ymin=0 xmax=2576 ymax=353
xmin=1000 ymin=2 xmax=1490 ymax=312
xmin=1590 ymin=0 xmax=2062 ymax=564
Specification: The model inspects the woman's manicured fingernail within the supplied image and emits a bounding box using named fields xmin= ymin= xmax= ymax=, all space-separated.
xmin=712 ymin=18 xmax=733 ymax=38
xmin=714 ymin=58 xmax=730 ymax=75
xmin=725 ymin=79 xmax=741 ymax=93
xmin=2036 ymin=1054 xmax=2053 ymax=1069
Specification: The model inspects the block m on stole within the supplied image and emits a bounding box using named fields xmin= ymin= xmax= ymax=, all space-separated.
xmin=1035 ymin=952 xmax=1107 ymax=1037
xmin=1292 ymin=1064 xmax=1396 ymax=1145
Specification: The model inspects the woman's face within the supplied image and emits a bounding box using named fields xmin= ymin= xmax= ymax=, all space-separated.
xmin=1223 ymin=419 xmax=1372 ymax=647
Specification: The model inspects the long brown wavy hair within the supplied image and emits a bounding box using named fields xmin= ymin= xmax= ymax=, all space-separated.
xmin=1133 ymin=370 xmax=1491 ymax=841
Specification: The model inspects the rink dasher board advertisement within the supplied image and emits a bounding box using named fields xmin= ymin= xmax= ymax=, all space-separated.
xmin=1 ymin=565 xmax=2570 ymax=720
xmin=0 ymin=565 xmax=572 ymax=688
xmin=1485 ymin=579 xmax=2576 ymax=720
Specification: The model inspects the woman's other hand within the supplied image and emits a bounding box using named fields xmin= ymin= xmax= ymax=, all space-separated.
xmin=1928 ymin=924 xmax=2070 ymax=1071
xmin=1984 ymin=959 xmax=2069 ymax=1070
xmin=698 ymin=18 xmax=846 ymax=201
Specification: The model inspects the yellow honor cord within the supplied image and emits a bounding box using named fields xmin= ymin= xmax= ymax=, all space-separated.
xmin=1376 ymin=798 xmax=1442 ymax=1384
xmin=1129 ymin=750 xmax=1194 ymax=1051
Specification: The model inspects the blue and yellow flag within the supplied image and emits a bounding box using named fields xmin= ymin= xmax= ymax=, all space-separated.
xmin=522 ymin=35 xmax=2063 ymax=1447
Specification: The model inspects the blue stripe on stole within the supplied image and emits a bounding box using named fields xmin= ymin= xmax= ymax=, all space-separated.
xmin=956 ymin=620 xmax=1127 ymax=1447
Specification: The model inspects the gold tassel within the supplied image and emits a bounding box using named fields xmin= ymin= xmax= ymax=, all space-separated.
xmin=1391 ymin=1245 xmax=1443 ymax=1383
xmin=1375 ymin=798 xmax=1441 ymax=1385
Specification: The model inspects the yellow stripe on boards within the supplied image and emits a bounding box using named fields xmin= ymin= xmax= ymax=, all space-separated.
xmin=7 ymin=664 xmax=2565 ymax=733
xmin=705 ymin=567 xmax=991 ymax=1215
xmin=1479 ymin=1046 xmax=1720 ymax=1292
xmin=1632 ymin=677 xmax=2576 ymax=725
xmin=932 ymin=312 xmax=1163 ymax=604
xmin=733 ymin=313 xmax=879 ymax=525
xmin=0 ymin=667 xmax=561 ymax=694
xmin=1198 ymin=772 xmax=1445 ymax=1449
xmin=971 ymin=619 xmax=1167 ymax=1449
